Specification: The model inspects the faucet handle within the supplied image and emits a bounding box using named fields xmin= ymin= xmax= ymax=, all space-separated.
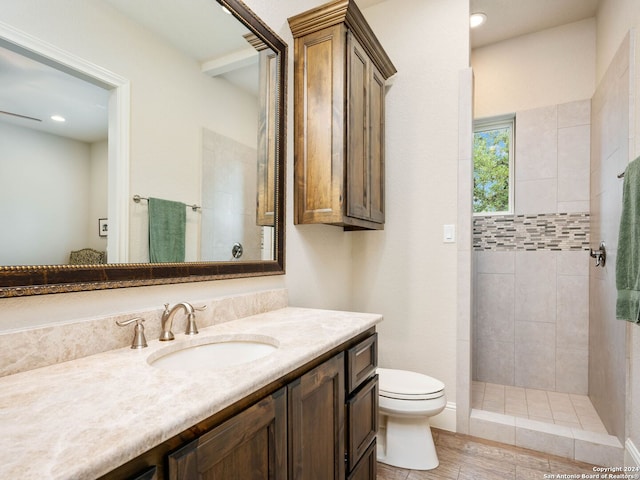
xmin=185 ymin=313 xmax=199 ymax=336
xmin=184 ymin=305 xmax=206 ymax=336
xmin=116 ymin=317 xmax=148 ymax=349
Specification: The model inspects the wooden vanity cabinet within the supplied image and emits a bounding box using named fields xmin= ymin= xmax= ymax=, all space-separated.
xmin=288 ymin=0 xmax=396 ymax=230
xmin=288 ymin=353 xmax=345 ymax=480
xmin=167 ymin=389 xmax=287 ymax=479
xmin=101 ymin=329 xmax=378 ymax=480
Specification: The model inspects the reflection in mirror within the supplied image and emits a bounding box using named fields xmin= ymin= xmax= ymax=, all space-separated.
xmin=1 ymin=0 xmax=275 ymax=265
xmin=0 ymin=44 xmax=110 ymax=266
xmin=0 ymin=0 xmax=286 ymax=296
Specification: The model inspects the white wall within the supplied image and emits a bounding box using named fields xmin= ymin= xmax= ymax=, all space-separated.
xmin=472 ymin=18 xmax=596 ymax=119
xmin=0 ymin=122 xmax=93 ymax=265
xmin=89 ymin=140 xmax=109 ymax=253
xmin=351 ymin=0 xmax=470 ymax=428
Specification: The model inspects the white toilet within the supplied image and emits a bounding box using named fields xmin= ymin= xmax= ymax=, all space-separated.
xmin=377 ymin=367 xmax=446 ymax=470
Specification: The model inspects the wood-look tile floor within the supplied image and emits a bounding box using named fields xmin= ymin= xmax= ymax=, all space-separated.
xmin=377 ymin=428 xmax=602 ymax=480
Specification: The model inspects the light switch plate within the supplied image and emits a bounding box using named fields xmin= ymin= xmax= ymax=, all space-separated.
xmin=443 ymin=224 xmax=456 ymax=243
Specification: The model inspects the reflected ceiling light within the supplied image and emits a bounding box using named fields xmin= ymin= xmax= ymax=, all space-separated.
xmin=50 ymin=115 xmax=66 ymax=122
xmin=221 ymin=6 xmax=232 ymax=15
xmin=470 ymin=12 xmax=487 ymax=28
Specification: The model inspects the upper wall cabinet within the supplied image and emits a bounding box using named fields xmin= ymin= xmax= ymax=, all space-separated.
xmin=288 ymin=0 xmax=396 ymax=231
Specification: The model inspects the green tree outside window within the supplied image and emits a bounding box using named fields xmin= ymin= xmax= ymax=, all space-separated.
xmin=473 ymin=122 xmax=512 ymax=213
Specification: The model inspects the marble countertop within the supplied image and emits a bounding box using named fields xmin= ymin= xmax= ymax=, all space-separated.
xmin=0 ymin=307 xmax=382 ymax=480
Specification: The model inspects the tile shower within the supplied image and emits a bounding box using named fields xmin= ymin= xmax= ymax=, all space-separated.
xmin=471 ymin=99 xmax=606 ymax=434
xmin=468 ymin=34 xmax=633 ymax=466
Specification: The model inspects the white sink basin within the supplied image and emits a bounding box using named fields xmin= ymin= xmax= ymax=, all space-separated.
xmin=148 ymin=336 xmax=278 ymax=371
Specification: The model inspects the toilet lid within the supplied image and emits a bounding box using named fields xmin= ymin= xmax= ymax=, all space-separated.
xmin=377 ymin=367 xmax=445 ymax=400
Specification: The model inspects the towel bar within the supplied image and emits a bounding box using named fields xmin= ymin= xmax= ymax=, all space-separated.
xmin=133 ymin=194 xmax=200 ymax=212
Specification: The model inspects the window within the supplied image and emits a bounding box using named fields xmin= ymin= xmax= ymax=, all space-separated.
xmin=473 ymin=116 xmax=514 ymax=214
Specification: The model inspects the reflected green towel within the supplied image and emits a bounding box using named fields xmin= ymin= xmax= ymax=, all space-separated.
xmin=616 ymin=156 xmax=640 ymax=322
xmin=148 ymin=197 xmax=186 ymax=263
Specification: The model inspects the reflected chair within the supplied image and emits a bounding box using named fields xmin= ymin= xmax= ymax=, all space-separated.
xmin=69 ymin=248 xmax=107 ymax=265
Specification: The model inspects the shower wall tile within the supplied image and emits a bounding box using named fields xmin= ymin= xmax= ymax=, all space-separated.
xmin=473 ymin=213 xmax=590 ymax=251
xmin=516 ymin=105 xmax=558 ymax=181
xmin=476 ymin=273 xmax=514 ymax=342
xmin=557 ymin=200 xmax=590 ymax=213
xmin=515 ymin=178 xmax=558 ymax=215
xmin=515 ymin=337 xmax=556 ymax=391
xmin=475 ymin=337 xmax=515 ymax=385
xmin=558 ymin=99 xmax=591 ymax=128
xmin=515 ymin=251 xmax=557 ymax=323
xmin=558 ymin=125 xmax=590 ymax=211
xmin=555 ymin=347 xmax=588 ymax=395
xmin=589 ymin=34 xmax=630 ymax=441
xmin=515 ymin=321 xmax=556 ymax=346
xmin=476 ymin=250 xmax=514 ymax=274
xmin=557 ymin=251 xmax=589 ymax=276
xmin=557 ymin=275 xmax=589 ymax=349
xmin=558 ymin=125 xmax=590 ymax=180
xmin=515 ymin=322 xmax=556 ymax=391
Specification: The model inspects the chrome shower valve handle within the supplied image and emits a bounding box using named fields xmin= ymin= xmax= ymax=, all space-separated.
xmin=590 ymin=241 xmax=606 ymax=267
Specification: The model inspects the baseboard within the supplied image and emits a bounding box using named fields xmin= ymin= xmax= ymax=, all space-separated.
xmin=430 ymin=401 xmax=456 ymax=432
xmin=626 ymin=438 xmax=640 ymax=467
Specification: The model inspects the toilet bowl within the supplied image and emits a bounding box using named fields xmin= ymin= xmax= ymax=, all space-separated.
xmin=377 ymin=367 xmax=446 ymax=470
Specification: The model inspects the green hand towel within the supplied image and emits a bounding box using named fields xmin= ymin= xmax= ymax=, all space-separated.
xmin=148 ymin=197 xmax=186 ymax=263
xmin=616 ymin=155 xmax=640 ymax=322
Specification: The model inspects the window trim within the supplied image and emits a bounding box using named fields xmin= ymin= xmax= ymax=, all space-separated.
xmin=473 ymin=114 xmax=515 ymax=216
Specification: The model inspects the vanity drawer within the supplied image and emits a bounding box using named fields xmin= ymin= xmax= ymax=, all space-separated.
xmin=346 ymin=333 xmax=378 ymax=393
xmin=347 ymin=439 xmax=377 ymax=480
xmin=346 ymin=374 xmax=378 ymax=471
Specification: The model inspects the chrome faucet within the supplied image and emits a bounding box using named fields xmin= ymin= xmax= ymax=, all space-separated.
xmin=159 ymin=302 xmax=207 ymax=341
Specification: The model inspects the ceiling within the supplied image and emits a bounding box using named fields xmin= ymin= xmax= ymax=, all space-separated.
xmin=469 ymin=0 xmax=599 ymax=48
xmin=0 ymin=44 xmax=110 ymax=143
xmin=357 ymin=0 xmax=599 ymax=49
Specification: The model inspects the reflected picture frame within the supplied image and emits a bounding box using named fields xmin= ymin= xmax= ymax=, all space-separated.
xmin=98 ymin=218 xmax=108 ymax=237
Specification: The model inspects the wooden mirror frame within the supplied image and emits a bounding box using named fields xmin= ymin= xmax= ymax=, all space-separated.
xmin=0 ymin=0 xmax=286 ymax=298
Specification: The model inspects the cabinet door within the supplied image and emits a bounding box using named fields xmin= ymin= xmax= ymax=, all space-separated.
xmin=368 ymin=64 xmax=385 ymax=223
xmin=346 ymin=32 xmax=371 ymax=221
xmin=167 ymin=388 xmax=287 ymax=480
xmin=288 ymin=352 xmax=345 ymax=480
xmin=257 ymin=48 xmax=278 ymax=227
xmin=294 ymin=24 xmax=347 ymax=225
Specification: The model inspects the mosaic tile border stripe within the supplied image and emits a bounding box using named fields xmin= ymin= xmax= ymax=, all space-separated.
xmin=473 ymin=212 xmax=590 ymax=251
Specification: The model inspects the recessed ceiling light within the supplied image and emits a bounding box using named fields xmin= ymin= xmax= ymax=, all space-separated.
xmin=470 ymin=12 xmax=487 ymax=29
xmin=221 ymin=6 xmax=232 ymax=15
xmin=50 ymin=115 xmax=66 ymax=122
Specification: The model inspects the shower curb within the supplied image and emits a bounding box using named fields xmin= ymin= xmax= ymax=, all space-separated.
xmin=469 ymin=408 xmax=624 ymax=467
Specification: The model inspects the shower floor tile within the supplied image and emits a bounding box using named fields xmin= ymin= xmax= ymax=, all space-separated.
xmin=472 ymin=381 xmax=608 ymax=434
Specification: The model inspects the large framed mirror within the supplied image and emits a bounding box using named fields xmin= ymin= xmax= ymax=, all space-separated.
xmin=0 ymin=0 xmax=286 ymax=297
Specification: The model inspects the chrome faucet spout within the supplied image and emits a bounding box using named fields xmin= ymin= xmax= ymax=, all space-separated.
xmin=160 ymin=302 xmax=195 ymax=341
